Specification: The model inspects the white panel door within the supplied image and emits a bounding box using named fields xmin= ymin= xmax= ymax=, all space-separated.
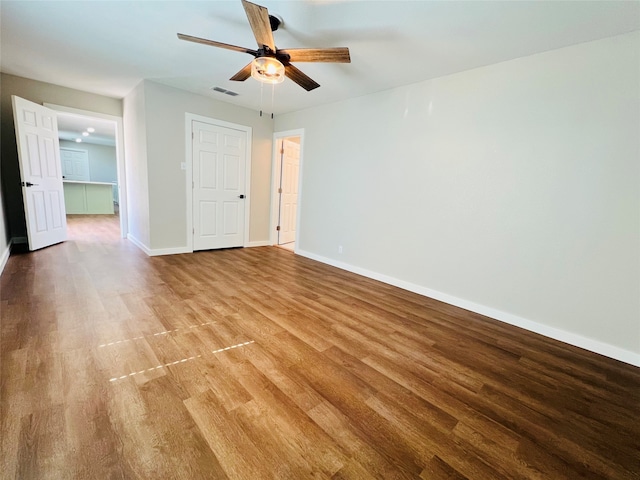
xmin=192 ymin=120 xmax=246 ymax=251
xmin=12 ymin=96 xmax=67 ymax=251
xmin=60 ymin=148 xmax=90 ymax=181
xmin=278 ymin=139 xmax=300 ymax=245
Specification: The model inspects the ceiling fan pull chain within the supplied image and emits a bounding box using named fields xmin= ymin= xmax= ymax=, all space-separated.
xmin=259 ymin=81 xmax=264 ymax=117
xmin=271 ymin=83 xmax=275 ymax=119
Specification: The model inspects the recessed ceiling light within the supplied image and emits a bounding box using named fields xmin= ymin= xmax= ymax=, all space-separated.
xmin=87 ymin=127 xmax=95 ymax=133
xmin=82 ymin=132 xmax=89 ymax=136
xmin=75 ymin=138 xmax=82 ymax=143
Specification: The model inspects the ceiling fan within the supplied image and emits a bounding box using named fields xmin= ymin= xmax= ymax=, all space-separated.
xmin=177 ymin=0 xmax=350 ymax=91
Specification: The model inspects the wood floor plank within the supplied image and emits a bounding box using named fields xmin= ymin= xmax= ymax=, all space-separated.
xmin=0 ymin=348 xmax=28 ymax=478
xmin=60 ymin=347 xmax=138 ymax=479
xmin=291 ymin=353 xmax=426 ymax=476
xmin=184 ymin=389 xmax=270 ymax=479
xmin=1 ymin=214 xmax=638 ymax=479
xmin=16 ymin=406 xmax=68 ymax=480
xmin=306 ymin=400 xmax=413 ymax=480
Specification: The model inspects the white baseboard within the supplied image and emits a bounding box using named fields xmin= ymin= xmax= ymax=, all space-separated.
xmin=127 ymin=233 xmax=192 ymax=257
xmin=149 ymin=241 xmax=269 ymax=254
xmin=149 ymin=246 xmax=190 ymax=256
xmin=127 ymin=235 xmax=272 ymax=256
xmin=126 ymin=233 xmax=151 ymax=255
xmin=0 ymin=238 xmax=12 ymax=276
xmin=246 ymin=240 xmax=271 ymax=247
xmin=126 ymin=234 xmax=190 ymax=256
xmin=296 ymin=249 xmax=640 ymax=368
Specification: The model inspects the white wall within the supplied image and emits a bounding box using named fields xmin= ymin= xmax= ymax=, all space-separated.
xmin=142 ymin=80 xmax=273 ymax=251
xmin=0 ymin=72 xmax=9 ymax=274
xmin=274 ymin=32 xmax=640 ymax=364
xmin=123 ymin=81 xmax=150 ymax=248
xmin=0 ymin=182 xmax=10 ymax=275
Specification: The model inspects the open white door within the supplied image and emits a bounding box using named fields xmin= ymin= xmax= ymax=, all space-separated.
xmin=12 ymin=96 xmax=67 ymax=251
xmin=277 ymin=138 xmax=300 ymax=245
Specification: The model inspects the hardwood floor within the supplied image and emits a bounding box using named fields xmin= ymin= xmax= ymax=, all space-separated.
xmin=1 ymin=214 xmax=639 ymax=479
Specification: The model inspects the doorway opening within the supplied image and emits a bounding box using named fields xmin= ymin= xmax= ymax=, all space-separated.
xmin=44 ymin=103 xmax=127 ymax=238
xmin=271 ymin=129 xmax=304 ymax=252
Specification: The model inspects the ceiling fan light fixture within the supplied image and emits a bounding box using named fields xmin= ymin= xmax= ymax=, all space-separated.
xmin=251 ymin=56 xmax=285 ymax=84
xmin=178 ymin=0 xmax=349 ymax=91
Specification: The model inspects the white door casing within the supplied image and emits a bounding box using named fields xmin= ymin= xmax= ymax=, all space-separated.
xmin=12 ymin=96 xmax=67 ymax=251
xmin=270 ymin=129 xmax=304 ymax=248
xmin=60 ymin=148 xmax=90 ymax=181
xmin=192 ymin=120 xmax=247 ymax=251
xmin=278 ymin=139 xmax=300 ymax=245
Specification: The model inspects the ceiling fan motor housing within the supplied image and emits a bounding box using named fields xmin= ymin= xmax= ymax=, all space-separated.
xmin=269 ymin=14 xmax=282 ymax=31
xmin=257 ymin=46 xmax=290 ymax=63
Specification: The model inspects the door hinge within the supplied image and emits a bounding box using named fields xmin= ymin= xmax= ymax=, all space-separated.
xmin=192 ymin=132 xmax=194 ymax=139
xmin=278 ymin=188 xmax=282 ymax=194
xmin=276 ymin=226 xmax=281 ymax=231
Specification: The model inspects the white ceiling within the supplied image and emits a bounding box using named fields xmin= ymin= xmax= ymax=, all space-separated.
xmin=56 ymin=113 xmax=116 ymax=147
xmin=2 ymin=1 xmax=639 ymax=115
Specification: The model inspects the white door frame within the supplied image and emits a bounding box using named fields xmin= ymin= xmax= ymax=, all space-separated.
xmin=44 ymin=103 xmax=128 ymax=238
xmin=185 ymin=113 xmax=252 ymax=253
xmin=271 ymin=129 xmax=305 ymax=249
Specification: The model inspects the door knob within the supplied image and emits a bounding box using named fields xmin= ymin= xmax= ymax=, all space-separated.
xmin=22 ymin=182 xmax=39 ymax=187
xmin=238 ymin=194 xmax=245 ymax=199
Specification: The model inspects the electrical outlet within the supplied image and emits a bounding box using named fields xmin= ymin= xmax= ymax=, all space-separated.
xmin=338 ymin=245 xmax=343 ymax=254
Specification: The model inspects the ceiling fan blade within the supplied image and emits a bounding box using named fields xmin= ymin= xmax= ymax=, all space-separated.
xmin=241 ymin=0 xmax=275 ymax=51
xmin=279 ymin=48 xmax=351 ymax=63
xmin=285 ymin=64 xmax=320 ymax=91
xmin=230 ymin=62 xmax=253 ymax=81
xmin=177 ymin=33 xmax=257 ymax=55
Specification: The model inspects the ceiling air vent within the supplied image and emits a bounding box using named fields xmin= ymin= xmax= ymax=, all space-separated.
xmin=211 ymin=86 xmax=239 ymax=96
